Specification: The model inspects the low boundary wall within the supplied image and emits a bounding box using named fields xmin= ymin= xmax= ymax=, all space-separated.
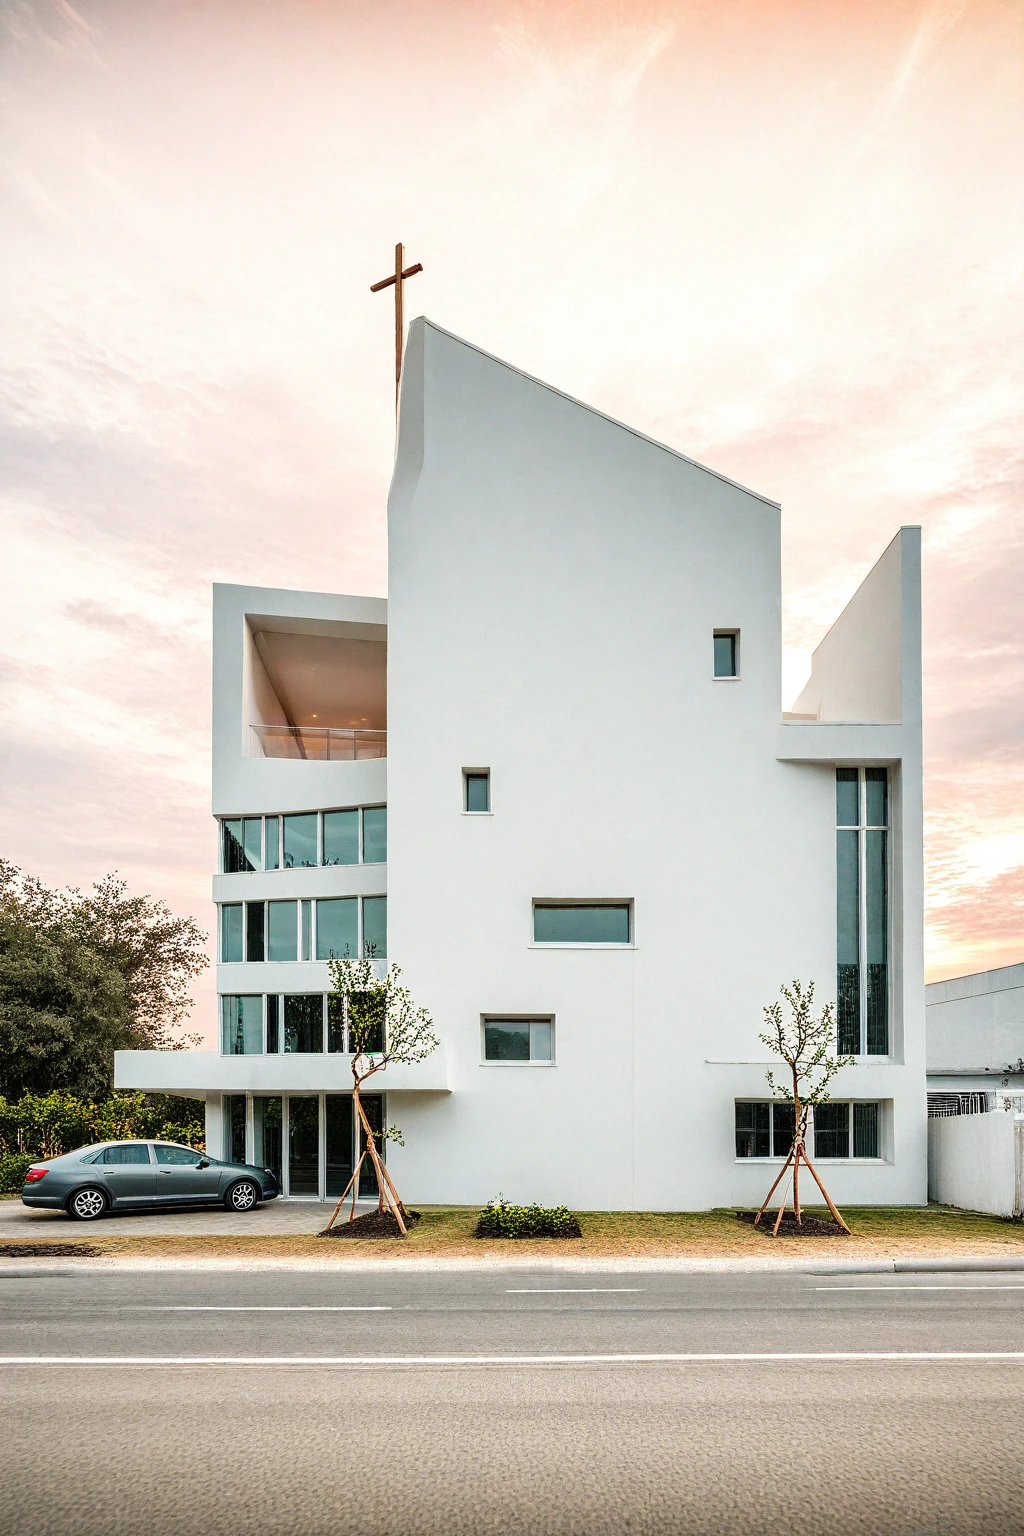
xmin=928 ymin=1110 xmax=1023 ymax=1218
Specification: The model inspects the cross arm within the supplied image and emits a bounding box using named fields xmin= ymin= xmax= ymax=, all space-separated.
xmin=370 ymin=263 xmax=423 ymax=292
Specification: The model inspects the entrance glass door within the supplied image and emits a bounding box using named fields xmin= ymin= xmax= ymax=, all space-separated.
xmin=287 ymin=1096 xmax=320 ymax=1196
xmin=358 ymin=1094 xmax=384 ymax=1199
xmin=325 ymin=1096 xmax=354 ymax=1198
xmin=253 ymin=1097 xmax=282 ymax=1186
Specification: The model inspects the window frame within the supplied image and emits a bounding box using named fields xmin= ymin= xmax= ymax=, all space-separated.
xmin=219 ymin=806 xmax=388 ymax=872
xmin=836 ymin=767 xmax=891 ymax=1056
xmin=463 ymin=769 xmax=492 ymax=815
xmin=713 ymin=629 xmax=740 ymax=680
xmin=480 ymin=1016 xmax=556 ymax=1066
xmin=733 ymin=1099 xmax=885 ymax=1162
xmin=531 ymin=901 xmax=634 ymax=948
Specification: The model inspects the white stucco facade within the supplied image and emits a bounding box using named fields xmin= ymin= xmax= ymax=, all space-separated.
xmin=116 ymin=318 xmax=927 ymax=1208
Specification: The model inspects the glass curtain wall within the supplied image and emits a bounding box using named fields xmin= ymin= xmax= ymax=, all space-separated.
xmin=836 ymin=768 xmax=889 ymax=1055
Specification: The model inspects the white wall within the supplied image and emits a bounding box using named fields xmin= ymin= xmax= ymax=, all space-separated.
xmin=928 ymin=1111 xmax=1019 ymax=1216
xmin=793 ymin=534 xmax=906 ymax=723
xmin=383 ymin=318 xmax=926 ymax=1210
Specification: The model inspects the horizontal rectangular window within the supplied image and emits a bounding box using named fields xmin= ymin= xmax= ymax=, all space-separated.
xmin=483 ymin=1019 xmax=554 ymax=1062
xmin=362 ymin=895 xmax=387 ymax=959
xmin=221 ymin=904 xmax=243 ymax=964
xmin=533 ymin=903 xmax=631 ymax=945
xmin=267 ymin=901 xmax=298 ymax=963
xmin=220 ymin=808 xmax=387 ymax=871
xmin=813 ymin=1101 xmax=882 ymax=1160
xmin=316 ymin=898 xmax=358 ymax=961
xmin=735 ymin=1101 xmax=797 ymax=1159
xmin=221 ymin=995 xmax=263 ymax=1055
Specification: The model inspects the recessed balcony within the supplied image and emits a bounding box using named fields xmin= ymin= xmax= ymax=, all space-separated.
xmin=251 ymin=725 xmax=386 ymax=761
xmin=245 ymin=613 xmax=386 ymax=761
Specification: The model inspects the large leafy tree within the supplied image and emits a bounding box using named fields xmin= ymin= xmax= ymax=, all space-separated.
xmin=0 ymin=861 xmax=208 ymax=1100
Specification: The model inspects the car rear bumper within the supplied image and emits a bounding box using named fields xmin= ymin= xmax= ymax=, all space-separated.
xmin=21 ymin=1195 xmax=64 ymax=1208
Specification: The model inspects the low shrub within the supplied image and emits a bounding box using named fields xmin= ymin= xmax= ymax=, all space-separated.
xmin=475 ymin=1196 xmax=582 ymax=1240
xmin=0 ymin=1153 xmax=36 ymax=1194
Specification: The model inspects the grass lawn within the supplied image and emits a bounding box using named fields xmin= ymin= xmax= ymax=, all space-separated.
xmin=4 ymin=1203 xmax=1024 ymax=1260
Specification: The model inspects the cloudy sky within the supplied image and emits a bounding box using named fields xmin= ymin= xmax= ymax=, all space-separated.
xmin=1 ymin=0 xmax=1021 ymax=1038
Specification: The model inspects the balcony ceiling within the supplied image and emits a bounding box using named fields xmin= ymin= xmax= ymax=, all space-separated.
xmin=256 ymin=631 xmax=386 ymax=729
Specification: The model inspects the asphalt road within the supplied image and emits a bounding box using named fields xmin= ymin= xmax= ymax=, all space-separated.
xmin=2 ymin=1265 xmax=1024 ymax=1536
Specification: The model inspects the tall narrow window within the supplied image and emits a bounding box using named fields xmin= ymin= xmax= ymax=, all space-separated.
xmin=362 ymin=806 xmax=387 ymax=862
xmin=323 ymin=809 xmax=358 ymax=866
xmin=266 ymin=995 xmax=280 ymax=1053
xmin=282 ymin=813 xmax=318 ymax=869
xmin=222 ymin=818 xmax=262 ymax=873
xmin=225 ymin=1094 xmax=247 ymax=1164
xmin=265 ymin=816 xmax=280 ymax=871
xmin=283 ymin=995 xmax=324 ymax=1053
xmin=363 ymin=896 xmax=387 ymax=958
xmin=836 ymin=767 xmax=889 ymax=1055
xmin=267 ymin=901 xmax=298 ymax=963
xmin=220 ymin=904 xmax=243 ymax=963
xmin=245 ymin=901 xmax=265 ymax=963
xmin=221 ymin=995 xmax=263 ymax=1055
xmin=713 ymin=631 xmax=739 ymax=678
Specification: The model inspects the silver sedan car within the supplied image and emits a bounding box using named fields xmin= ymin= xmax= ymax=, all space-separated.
xmin=21 ymin=1140 xmax=279 ymax=1221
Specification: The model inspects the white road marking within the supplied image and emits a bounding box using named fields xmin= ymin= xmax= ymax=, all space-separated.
xmin=818 ymin=1286 xmax=1024 ymax=1293
xmin=151 ymin=1306 xmax=392 ymax=1312
xmin=505 ymin=1288 xmax=645 ymax=1294
xmin=3 ymin=1351 xmax=1024 ymax=1367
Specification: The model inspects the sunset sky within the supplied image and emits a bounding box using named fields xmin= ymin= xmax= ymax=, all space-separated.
xmin=1 ymin=0 xmax=1022 ymax=1038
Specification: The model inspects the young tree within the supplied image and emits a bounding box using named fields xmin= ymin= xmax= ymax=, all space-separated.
xmin=323 ymin=954 xmax=438 ymax=1235
xmin=756 ymin=979 xmax=854 ymax=1233
xmin=0 ymin=861 xmax=207 ymax=1100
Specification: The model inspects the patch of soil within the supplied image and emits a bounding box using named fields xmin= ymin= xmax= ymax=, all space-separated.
xmin=0 ymin=1243 xmax=103 ymax=1257
xmin=736 ymin=1210 xmax=850 ymax=1238
xmin=319 ymin=1208 xmax=421 ymax=1240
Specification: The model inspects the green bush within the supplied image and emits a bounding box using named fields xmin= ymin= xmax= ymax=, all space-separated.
xmin=475 ymin=1198 xmax=582 ymax=1240
xmin=0 ymin=1091 xmax=205 ymax=1162
xmin=0 ymin=1153 xmax=36 ymax=1193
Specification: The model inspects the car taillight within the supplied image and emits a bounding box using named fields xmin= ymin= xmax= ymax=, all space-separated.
xmin=24 ymin=1167 xmax=47 ymax=1183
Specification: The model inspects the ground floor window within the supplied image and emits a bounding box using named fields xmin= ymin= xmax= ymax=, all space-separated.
xmin=735 ymin=1101 xmax=882 ymax=1160
xmin=221 ymin=1092 xmax=385 ymax=1198
xmin=482 ymin=1018 xmax=554 ymax=1062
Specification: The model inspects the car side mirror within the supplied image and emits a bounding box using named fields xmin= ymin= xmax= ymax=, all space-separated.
xmin=197 ymin=1157 xmax=209 ymax=1169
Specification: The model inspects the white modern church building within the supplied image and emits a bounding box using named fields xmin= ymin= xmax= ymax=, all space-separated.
xmin=116 ymin=318 xmax=927 ymax=1209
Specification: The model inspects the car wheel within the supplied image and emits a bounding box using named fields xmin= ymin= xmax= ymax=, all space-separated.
xmin=225 ymin=1179 xmax=259 ymax=1213
xmin=67 ymin=1187 xmax=108 ymax=1222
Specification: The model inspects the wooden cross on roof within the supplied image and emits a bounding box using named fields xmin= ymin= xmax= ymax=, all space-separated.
xmin=370 ymin=242 xmax=423 ymax=408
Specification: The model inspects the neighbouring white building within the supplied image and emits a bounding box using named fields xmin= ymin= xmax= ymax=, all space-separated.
xmin=926 ymin=962 xmax=1024 ymax=1112
xmin=116 ymin=318 xmax=927 ymax=1209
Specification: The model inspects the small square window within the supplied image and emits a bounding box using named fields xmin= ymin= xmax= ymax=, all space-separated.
xmin=483 ymin=1019 xmax=554 ymax=1063
xmin=713 ymin=631 xmax=739 ymax=678
xmin=464 ymin=770 xmax=490 ymax=813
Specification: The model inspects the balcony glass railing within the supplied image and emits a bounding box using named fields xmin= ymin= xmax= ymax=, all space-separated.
xmin=251 ymin=726 xmax=386 ymax=761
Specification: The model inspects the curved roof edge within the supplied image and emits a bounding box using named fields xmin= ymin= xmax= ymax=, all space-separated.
xmin=415 ymin=317 xmax=781 ymax=511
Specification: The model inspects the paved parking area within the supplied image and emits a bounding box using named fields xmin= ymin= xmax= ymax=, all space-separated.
xmin=0 ymin=1195 xmax=370 ymax=1236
